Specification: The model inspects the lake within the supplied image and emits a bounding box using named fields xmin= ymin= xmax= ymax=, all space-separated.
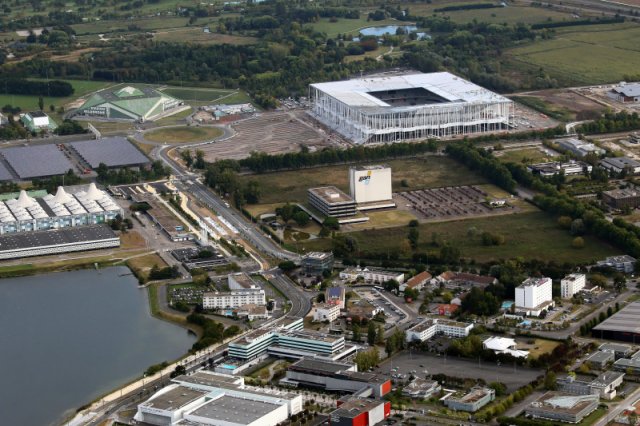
xmin=358 ymin=25 xmax=429 ymax=40
xmin=0 ymin=266 xmax=195 ymax=426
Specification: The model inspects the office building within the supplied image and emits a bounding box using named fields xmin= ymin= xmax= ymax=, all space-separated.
xmin=314 ymin=303 xmax=340 ymax=322
xmin=525 ymin=392 xmax=598 ymax=423
xmin=597 ymin=255 xmax=637 ymax=273
xmin=308 ymin=186 xmax=357 ymax=218
xmin=528 ymin=161 xmax=591 ymax=177
xmin=600 ymin=157 xmax=640 ymax=175
xmin=348 ymin=165 xmax=395 ymax=209
xmin=405 ymin=318 xmax=473 ymax=342
xmin=327 ymin=398 xmax=391 ymax=426
xmin=585 ymin=351 xmax=615 ymax=370
xmin=561 ymin=273 xmax=586 ymax=299
xmin=557 ymin=372 xmax=624 ymax=400
xmin=515 ymin=277 xmax=553 ymax=316
xmin=402 ymin=378 xmax=441 ymax=399
xmin=301 ymin=251 xmax=334 ymax=275
xmin=339 ymin=267 xmax=405 ymax=284
xmin=444 ymin=387 xmax=495 ymax=412
xmin=202 ymin=288 xmax=265 ymax=310
xmin=557 ymin=138 xmax=605 ymax=158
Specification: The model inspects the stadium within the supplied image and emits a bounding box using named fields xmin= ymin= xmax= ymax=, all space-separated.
xmin=309 ymin=72 xmax=513 ymax=144
xmin=71 ymin=85 xmax=185 ymax=122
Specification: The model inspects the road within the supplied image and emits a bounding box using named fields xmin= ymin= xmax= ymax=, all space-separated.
xmin=594 ymin=385 xmax=640 ymax=426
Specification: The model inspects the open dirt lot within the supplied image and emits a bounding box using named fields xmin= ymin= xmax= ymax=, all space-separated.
xmin=200 ymin=111 xmax=334 ymax=161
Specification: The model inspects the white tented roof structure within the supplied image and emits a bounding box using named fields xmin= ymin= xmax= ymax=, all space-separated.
xmin=309 ymin=72 xmax=513 ymax=144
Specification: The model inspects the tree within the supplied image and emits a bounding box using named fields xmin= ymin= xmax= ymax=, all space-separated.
xmin=367 ymin=321 xmax=376 ymax=346
xmin=376 ymin=324 xmax=385 ymax=344
xmin=439 ymin=244 xmax=461 ymax=264
xmin=293 ymin=211 xmax=310 ymax=226
xmin=571 ymin=236 xmax=585 ymax=249
xmin=408 ymin=226 xmax=419 ymax=250
xmin=352 ymin=324 xmax=361 ymax=342
xmin=614 ymin=273 xmax=627 ymax=293
xmin=590 ymin=273 xmax=607 ymax=289
xmin=38 ymin=95 xmax=44 ymax=111
xmin=323 ymin=216 xmax=340 ymax=230
xmin=278 ymin=260 xmax=297 ymax=272
xmin=354 ymin=348 xmax=379 ymax=371
xmin=181 ymin=150 xmax=193 ymax=167
xmin=170 ymin=364 xmax=186 ymax=378
xmin=544 ymin=371 xmax=557 ymax=390
xmin=194 ymin=149 xmax=206 ymax=169
xmin=557 ymin=215 xmax=572 ymax=229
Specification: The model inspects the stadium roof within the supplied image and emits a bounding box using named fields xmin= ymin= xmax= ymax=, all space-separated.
xmin=1 ymin=145 xmax=75 ymax=179
xmin=0 ymin=225 xmax=117 ymax=252
xmin=75 ymin=85 xmax=182 ymax=121
xmin=69 ymin=137 xmax=150 ymax=168
xmin=594 ymin=302 xmax=640 ymax=333
xmin=310 ymin=72 xmax=510 ymax=111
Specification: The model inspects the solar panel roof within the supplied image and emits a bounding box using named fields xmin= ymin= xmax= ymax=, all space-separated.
xmin=0 ymin=161 xmax=14 ymax=181
xmin=68 ymin=137 xmax=150 ymax=168
xmin=1 ymin=145 xmax=75 ymax=179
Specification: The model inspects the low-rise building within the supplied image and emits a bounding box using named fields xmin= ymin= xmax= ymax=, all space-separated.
xmin=561 ymin=273 xmax=586 ymax=299
xmin=600 ymin=157 xmax=640 ymax=175
xmin=602 ymin=187 xmax=640 ymax=209
xmin=235 ymin=304 xmax=270 ymax=321
xmin=347 ymin=299 xmax=382 ymax=320
xmin=314 ymin=303 xmax=341 ymax=322
xmin=444 ymin=387 xmax=495 ymax=412
xmin=134 ymin=371 xmax=303 ymax=426
xmin=301 ymin=251 xmax=334 ymax=275
xmin=614 ymin=357 xmax=640 ymax=374
xmin=328 ymin=398 xmax=390 ymax=426
xmin=597 ymin=255 xmax=637 ymax=273
xmin=557 ymin=138 xmax=605 ymax=158
xmin=281 ymin=358 xmax=391 ymax=398
xmin=20 ymin=111 xmax=56 ymax=133
xmin=400 ymin=271 xmax=431 ymax=292
xmin=557 ymin=372 xmax=624 ymax=400
xmin=437 ymin=304 xmax=458 ymax=317
xmin=405 ymin=318 xmax=473 ymax=343
xmin=609 ymin=82 xmax=640 ymax=103
xmin=228 ymin=272 xmax=259 ymax=290
xmin=525 ymin=392 xmax=599 ymax=423
xmin=339 ymin=267 xmax=405 ymax=284
xmin=585 ymin=350 xmax=615 ymax=369
xmin=308 ymin=186 xmax=357 ymax=218
xmin=599 ymin=342 xmax=635 ymax=359
xmin=528 ymin=161 xmax=591 ymax=177
xmin=402 ymin=378 xmax=441 ymax=399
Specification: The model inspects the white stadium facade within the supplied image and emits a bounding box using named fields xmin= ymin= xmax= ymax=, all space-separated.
xmin=309 ymin=72 xmax=513 ymax=144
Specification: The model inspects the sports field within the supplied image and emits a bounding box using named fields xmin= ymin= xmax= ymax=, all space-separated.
xmin=296 ymin=211 xmax=620 ymax=263
xmin=239 ymin=157 xmax=488 ymax=205
xmin=508 ymin=23 xmax=640 ymax=84
xmin=144 ymin=126 xmax=223 ymax=144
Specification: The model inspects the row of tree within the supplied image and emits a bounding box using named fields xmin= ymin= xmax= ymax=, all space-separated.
xmin=0 ymin=79 xmax=74 ymax=97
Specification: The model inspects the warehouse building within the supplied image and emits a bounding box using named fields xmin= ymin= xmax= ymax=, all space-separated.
xmin=557 ymin=138 xmax=605 ymax=158
xmin=281 ymin=358 xmax=391 ymax=398
xmin=557 ymin=372 xmax=624 ymax=400
xmin=593 ymin=302 xmax=640 ymax=342
xmin=525 ymin=392 xmax=598 ymax=423
xmin=444 ymin=387 xmax=495 ymax=412
xmin=0 ymin=184 xmax=122 ymax=234
xmin=68 ymin=137 xmax=151 ymax=169
xmin=135 ymin=371 xmax=303 ymax=426
xmin=528 ymin=161 xmax=591 ymax=177
xmin=1 ymin=144 xmax=75 ymax=180
xmin=20 ymin=111 xmax=57 ymax=133
xmin=309 ymin=72 xmax=513 ymax=144
xmin=609 ymin=82 xmax=640 ymax=103
xmin=602 ymin=187 xmax=640 ymax=209
xmin=600 ymin=156 xmax=640 ymax=175
xmin=72 ymin=85 xmax=185 ymax=122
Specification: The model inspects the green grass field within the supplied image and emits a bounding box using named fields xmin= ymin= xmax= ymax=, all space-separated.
xmin=296 ymin=211 xmax=620 ymax=263
xmin=71 ymin=17 xmax=192 ymax=35
xmin=144 ymin=126 xmax=223 ymax=143
xmin=305 ymin=17 xmax=401 ymax=37
xmin=508 ymin=23 xmax=640 ymax=84
xmin=240 ymin=157 xmax=488 ymax=205
xmin=494 ymin=147 xmax=555 ymax=165
xmin=153 ymin=27 xmax=258 ymax=45
xmin=161 ymin=87 xmax=235 ymax=102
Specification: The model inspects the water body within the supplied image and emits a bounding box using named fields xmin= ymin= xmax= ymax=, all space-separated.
xmin=358 ymin=25 xmax=429 ymax=40
xmin=0 ymin=266 xmax=195 ymax=426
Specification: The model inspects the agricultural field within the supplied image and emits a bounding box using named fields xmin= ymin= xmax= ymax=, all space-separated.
xmin=153 ymin=27 xmax=258 ymax=45
xmin=296 ymin=211 xmax=620 ymax=263
xmin=239 ymin=157 xmax=489 ymax=205
xmin=508 ymin=22 xmax=640 ymax=85
xmin=144 ymin=126 xmax=223 ymax=143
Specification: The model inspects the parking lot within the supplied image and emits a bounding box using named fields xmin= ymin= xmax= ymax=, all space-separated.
xmin=376 ymin=351 xmax=543 ymax=391
xmin=355 ymin=288 xmax=410 ymax=329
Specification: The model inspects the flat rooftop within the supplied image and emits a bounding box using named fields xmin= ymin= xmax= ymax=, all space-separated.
xmin=308 ymin=186 xmax=354 ymax=204
xmin=350 ymin=164 xmax=389 ymax=171
xmin=586 ymin=351 xmax=614 ymax=363
xmin=141 ymin=385 xmax=205 ymax=411
xmin=450 ymin=387 xmax=492 ymax=403
xmin=603 ymin=187 xmax=640 ymax=199
xmin=69 ymin=137 xmax=150 ymax=168
xmin=188 ymin=394 xmax=280 ymax=423
xmin=311 ymin=72 xmax=510 ymax=110
xmin=174 ymin=371 xmax=241 ymax=388
xmin=599 ymin=342 xmax=633 ymax=353
xmin=331 ymin=398 xmax=382 ymax=418
xmin=0 ymin=224 xmax=117 ymax=251
xmin=290 ymin=357 xmax=352 ymax=374
xmin=520 ymin=277 xmax=550 ymax=288
xmin=1 ymin=144 xmax=75 ymax=179
xmin=594 ymin=302 xmax=640 ymax=334
xmin=408 ymin=319 xmax=436 ymax=333
xmin=530 ymin=392 xmax=598 ymax=415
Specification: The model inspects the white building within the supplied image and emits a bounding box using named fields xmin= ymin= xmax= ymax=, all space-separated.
xmin=482 ymin=336 xmax=529 ymax=358
xmin=557 ymin=138 xmax=605 ymax=158
xmin=314 ymin=303 xmax=340 ymax=322
xmin=203 ymin=288 xmax=266 ymax=310
xmin=349 ymin=165 xmax=394 ymax=209
xmin=515 ymin=277 xmax=553 ymax=315
xmin=609 ymin=82 xmax=640 ymax=103
xmin=309 ymin=72 xmax=513 ymax=144
xmin=405 ymin=318 xmax=473 ymax=342
xmin=339 ymin=267 xmax=405 ymax=284
xmin=561 ymin=273 xmax=586 ymax=299
xmin=135 ymin=371 xmax=303 ymax=426
xmin=228 ymin=272 xmax=259 ymax=290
